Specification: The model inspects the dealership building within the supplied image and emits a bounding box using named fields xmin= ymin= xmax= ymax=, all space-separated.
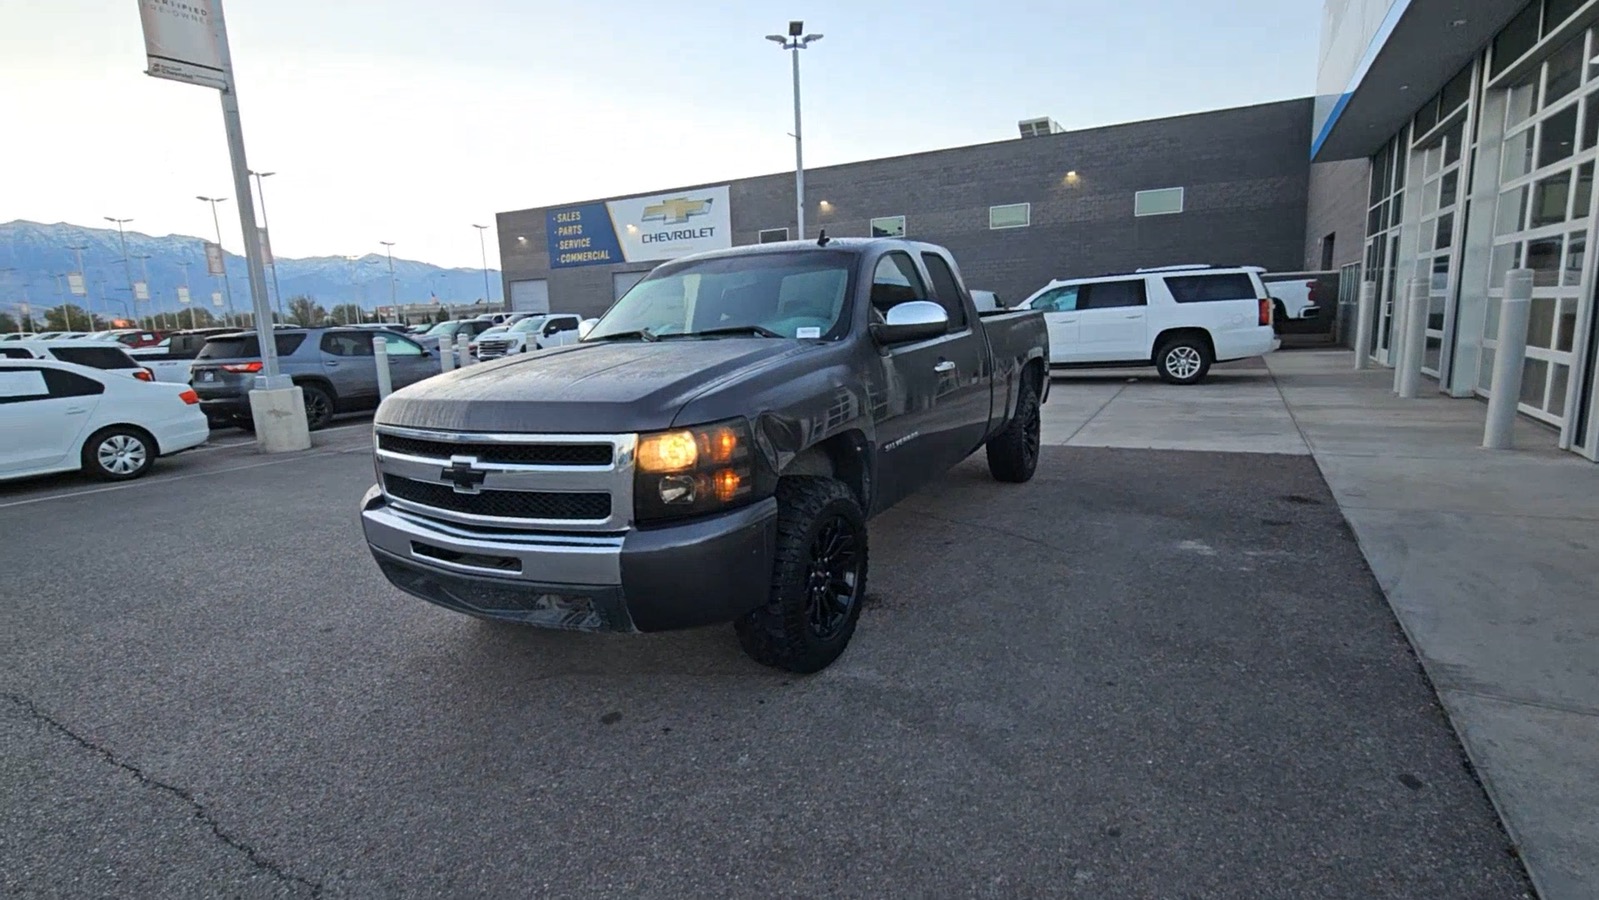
xmin=494 ymin=0 xmax=1599 ymax=461
xmin=1307 ymin=0 xmax=1599 ymax=459
xmin=495 ymin=98 xmax=1325 ymax=319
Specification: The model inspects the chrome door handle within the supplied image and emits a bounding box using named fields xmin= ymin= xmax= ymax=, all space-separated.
xmin=326 ymin=361 xmax=340 ymax=367
xmin=933 ymin=360 xmax=956 ymax=373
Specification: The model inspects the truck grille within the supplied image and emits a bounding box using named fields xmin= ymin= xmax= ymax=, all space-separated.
xmin=373 ymin=426 xmax=635 ymax=531
xmin=377 ymin=434 xmax=613 ymax=466
xmin=384 ymin=475 xmax=611 ymax=521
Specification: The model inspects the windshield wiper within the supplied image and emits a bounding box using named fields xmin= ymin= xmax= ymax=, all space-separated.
xmin=587 ymin=327 xmax=658 ymax=342
xmin=666 ymin=325 xmax=785 ymax=339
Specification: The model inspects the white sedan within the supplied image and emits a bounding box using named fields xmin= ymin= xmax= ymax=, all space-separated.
xmin=0 ymin=358 xmax=210 ymax=482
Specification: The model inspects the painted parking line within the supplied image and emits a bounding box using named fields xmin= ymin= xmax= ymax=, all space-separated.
xmin=0 ymin=446 xmax=363 ymax=510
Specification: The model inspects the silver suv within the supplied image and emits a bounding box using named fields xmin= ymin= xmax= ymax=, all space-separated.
xmin=189 ymin=327 xmax=439 ymax=430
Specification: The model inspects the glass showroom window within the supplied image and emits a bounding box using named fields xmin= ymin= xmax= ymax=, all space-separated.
xmin=1485 ymin=27 xmax=1596 ymax=426
xmin=1363 ymin=133 xmax=1409 ymax=363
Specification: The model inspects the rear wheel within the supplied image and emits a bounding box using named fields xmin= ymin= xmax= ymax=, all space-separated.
xmin=735 ymin=477 xmax=868 ymax=674
xmin=986 ymin=374 xmax=1041 ymax=483
xmin=1155 ymin=337 xmax=1212 ymax=385
xmin=299 ymin=384 xmax=334 ymax=431
xmin=81 ymin=426 xmax=155 ymax=481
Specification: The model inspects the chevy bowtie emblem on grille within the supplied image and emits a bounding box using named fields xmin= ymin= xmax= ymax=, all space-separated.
xmin=442 ymin=456 xmax=487 ymax=494
xmin=641 ymin=197 xmax=712 ymax=225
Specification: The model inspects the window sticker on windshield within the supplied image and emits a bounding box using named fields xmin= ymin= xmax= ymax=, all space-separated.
xmin=796 ymin=326 xmax=822 ymax=339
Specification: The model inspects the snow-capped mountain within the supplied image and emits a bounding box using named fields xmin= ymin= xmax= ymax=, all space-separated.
xmin=0 ymin=220 xmax=501 ymax=314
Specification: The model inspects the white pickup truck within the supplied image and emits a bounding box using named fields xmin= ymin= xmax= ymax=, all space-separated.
xmin=128 ymin=328 xmax=239 ymax=384
xmin=472 ymin=313 xmax=584 ymax=359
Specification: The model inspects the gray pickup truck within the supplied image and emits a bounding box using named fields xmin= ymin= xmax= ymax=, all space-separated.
xmin=360 ymin=237 xmax=1049 ymax=672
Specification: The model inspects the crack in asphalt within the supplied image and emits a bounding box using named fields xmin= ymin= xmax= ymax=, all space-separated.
xmin=3 ymin=693 xmax=323 ymax=898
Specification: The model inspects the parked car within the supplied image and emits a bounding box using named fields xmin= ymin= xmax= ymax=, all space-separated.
xmin=1 ymin=333 xmax=37 ymax=341
xmin=0 ymin=339 xmax=155 ymax=381
xmin=413 ymin=318 xmax=496 ymax=352
xmin=0 ymin=357 xmax=208 ymax=482
xmin=87 ymin=328 xmax=165 ymax=348
xmin=474 ymin=313 xmax=584 ymax=359
xmin=128 ymin=327 xmax=241 ymax=384
xmin=1016 ymin=264 xmax=1278 ymax=384
xmin=971 ymin=290 xmax=1003 ymax=312
xmin=360 ymin=237 xmax=1050 ymax=673
xmin=190 ymin=326 xmax=440 ymax=431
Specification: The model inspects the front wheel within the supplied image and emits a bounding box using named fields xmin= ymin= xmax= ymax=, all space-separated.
xmin=734 ymin=477 xmax=868 ymax=674
xmin=1155 ymin=338 xmax=1212 ymax=385
xmin=986 ymin=374 xmax=1041 ymax=483
xmin=81 ymin=426 xmax=155 ymax=481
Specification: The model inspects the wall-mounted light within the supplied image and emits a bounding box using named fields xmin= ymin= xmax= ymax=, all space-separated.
xmin=626 ymin=224 xmax=638 ymax=233
xmin=1063 ymin=171 xmax=1080 ymax=186
xmin=516 ymin=235 xmax=528 ymax=242
xmin=819 ymin=200 xmax=833 ymax=211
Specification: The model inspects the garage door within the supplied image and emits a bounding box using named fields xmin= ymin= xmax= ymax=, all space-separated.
xmin=613 ymin=271 xmax=649 ymax=301
xmin=509 ymin=279 xmax=549 ymax=313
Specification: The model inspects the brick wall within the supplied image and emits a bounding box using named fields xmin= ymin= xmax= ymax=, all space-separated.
xmin=498 ymin=98 xmax=1314 ymax=318
xmin=1304 ymin=159 xmax=1370 ymax=270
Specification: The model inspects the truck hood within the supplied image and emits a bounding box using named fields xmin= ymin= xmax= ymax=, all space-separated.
xmin=376 ymin=339 xmax=814 ymax=434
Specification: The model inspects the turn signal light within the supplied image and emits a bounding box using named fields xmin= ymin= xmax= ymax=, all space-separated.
xmin=179 ymin=389 xmax=200 ymax=405
xmin=221 ymin=361 xmax=263 ymax=373
xmin=713 ymin=469 xmax=741 ymax=502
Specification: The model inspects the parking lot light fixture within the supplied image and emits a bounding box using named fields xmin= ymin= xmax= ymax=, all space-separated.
xmin=767 ymin=23 xmax=822 ymax=240
xmin=472 ymin=224 xmax=493 ymax=307
xmin=380 ymin=241 xmax=397 ymax=322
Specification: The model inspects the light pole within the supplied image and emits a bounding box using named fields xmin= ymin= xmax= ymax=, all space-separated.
xmin=472 ymin=224 xmax=493 ymax=308
xmin=249 ymin=169 xmax=285 ymax=322
xmin=178 ymin=261 xmax=198 ymax=329
xmin=766 ymin=22 xmax=822 ymax=240
xmin=197 ymin=196 xmax=239 ymax=326
xmin=132 ymin=253 xmax=155 ymax=327
xmin=104 ymin=216 xmax=137 ymax=304
xmin=380 ymin=240 xmax=397 ymax=323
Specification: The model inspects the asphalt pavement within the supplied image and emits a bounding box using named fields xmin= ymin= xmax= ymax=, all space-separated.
xmin=0 ymin=433 xmax=1532 ymax=898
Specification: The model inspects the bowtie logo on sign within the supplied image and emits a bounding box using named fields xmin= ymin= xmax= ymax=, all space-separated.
xmin=641 ymin=197 xmax=713 ymax=225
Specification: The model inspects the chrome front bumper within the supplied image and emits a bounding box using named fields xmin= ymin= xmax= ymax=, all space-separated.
xmin=360 ymin=486 xmax=778 ymax=633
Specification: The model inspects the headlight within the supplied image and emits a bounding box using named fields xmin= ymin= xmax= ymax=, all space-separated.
xmin=634 ymin=418 xmax=767 ymax=522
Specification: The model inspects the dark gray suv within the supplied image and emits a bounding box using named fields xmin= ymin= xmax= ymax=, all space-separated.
xmin=190 ymin=327 xmax=439 ymax=430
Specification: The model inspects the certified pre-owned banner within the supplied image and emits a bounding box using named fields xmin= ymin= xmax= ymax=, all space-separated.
xmin=139 ymin=0 xmax=227 ymax=90
xmin=547 ymin=186 xmax=731 ymax=269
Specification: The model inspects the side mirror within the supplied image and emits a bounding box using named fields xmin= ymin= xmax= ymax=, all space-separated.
xmin=870 ymin=300 xmax=947 ymax=345
xmin=578 ymin=319 xmax=599 ymax=340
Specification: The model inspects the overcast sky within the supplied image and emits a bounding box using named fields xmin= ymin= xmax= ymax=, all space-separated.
xmin=0 ymin=0 xmax=1321 ymax=269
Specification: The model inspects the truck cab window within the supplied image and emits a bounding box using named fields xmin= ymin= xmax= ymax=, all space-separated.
xmin=870 ymin=252 xmax=928 ymax=318
xmin=919 ymin=253 xmax=969 ymax=330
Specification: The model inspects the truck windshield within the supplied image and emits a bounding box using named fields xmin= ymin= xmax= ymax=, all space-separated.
xmin=508 ymin=316 xmax=548 ymax=334
xmin=587 ymin=250 xmax=855 ymax=341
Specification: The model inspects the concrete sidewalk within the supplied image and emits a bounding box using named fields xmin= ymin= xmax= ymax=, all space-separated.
xmin=1264 ymin=350 xmax=1597 ymax=900
xmin=1042 ymin=351 xmax=1596 ymax=898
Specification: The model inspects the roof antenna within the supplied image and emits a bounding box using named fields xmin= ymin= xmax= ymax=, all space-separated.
xmin=816 ymin=229 xmax=830 ymax=247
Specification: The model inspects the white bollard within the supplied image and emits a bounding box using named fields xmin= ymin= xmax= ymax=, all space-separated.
xmin=1483 ymin=269 xmax=1534 ymax=450
xmin=373 ymin=335 xmax=393 ymax=400
xmin=455 ymin=333 xmax=472 ymax=366
xmin=1353 ymin=281 xmax=1376 ymax=370
xmin=439 ymin=338 xmax=455 ymax=373
xmin=1397 ymin=276 xmax=1430 ymax=399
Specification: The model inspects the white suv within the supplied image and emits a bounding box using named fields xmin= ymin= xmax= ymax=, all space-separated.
xmin=1017 ymin=265 xmax=1279 ymax=384
xmin=474 ymin=314 xmax=583 ymax=359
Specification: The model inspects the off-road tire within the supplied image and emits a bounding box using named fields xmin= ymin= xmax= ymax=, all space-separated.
xmin=1155 ymin=337 xmax=1212 ymax=385
xmin=735 ymin=477 xmax=868 ymax=674
xmin=986 ymin=374 xmax=1041 ymax=483
xmin=81 ymin=426 xmax=156 ymax=481
xmin=300 ymin=383 xmax=335 ymax=431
